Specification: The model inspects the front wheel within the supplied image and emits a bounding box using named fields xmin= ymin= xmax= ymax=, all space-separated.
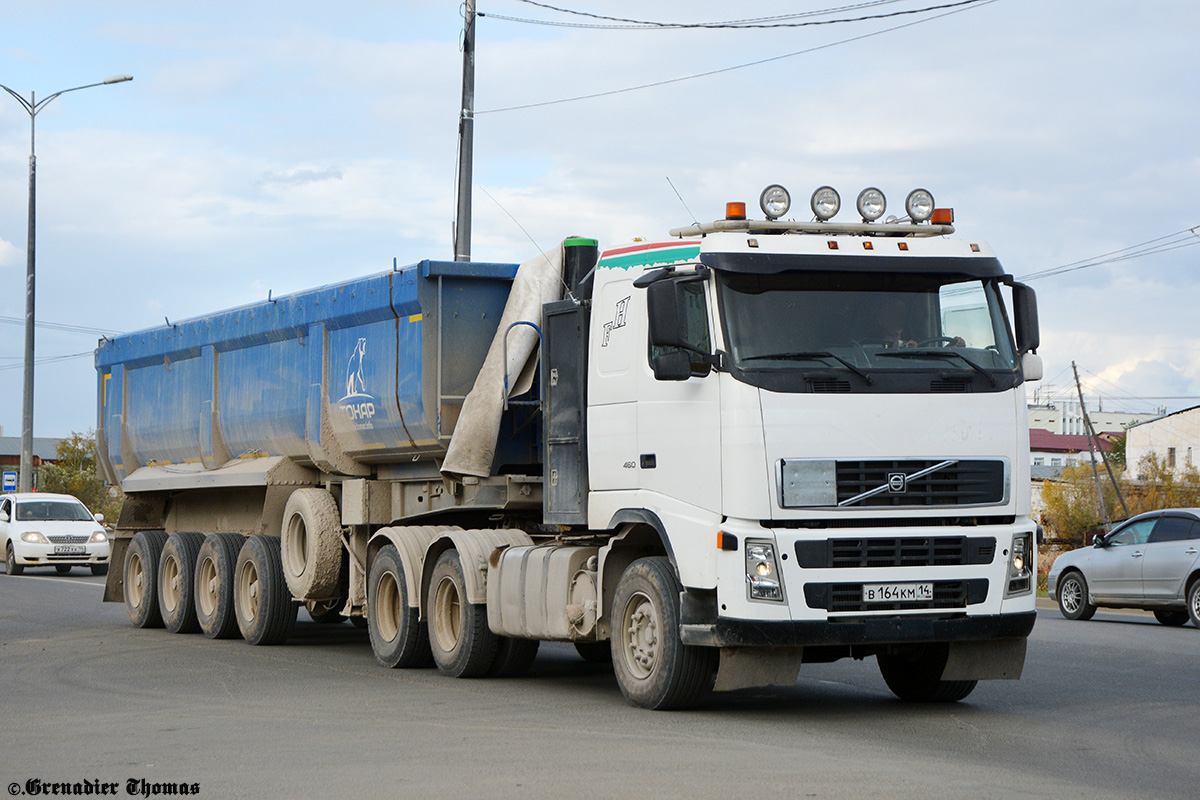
xmin=610 ymin=557 xmax=717 ymax=710
xmin=5 ymin=542 xmax=24 ymax=576
xmin=1056 ymin=571 xmax=1097 ymax=621
xmin=878 ymin=644 xmax=977 ymax=702
xmin=1188 ymin=579 xmax=1200 ymax=628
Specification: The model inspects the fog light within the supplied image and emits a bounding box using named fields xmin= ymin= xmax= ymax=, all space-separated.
xmin=856 ymin=187 xmax=886 ymax=221
xmin=759 ymin=184 xmax=791 ymax=220
xmin=905 ymin=188 xmax=935 ymax=222
xmin=810 ymin=186 xmax=840 ymax=220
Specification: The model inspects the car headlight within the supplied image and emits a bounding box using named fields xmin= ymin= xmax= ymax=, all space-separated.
xmin=21 ymin=531 xmax=49 ymax=544
xmin=89 ymin=530 xmax=108 ymax=543
xmin=745 ymin=540 xmax=786 ymax=602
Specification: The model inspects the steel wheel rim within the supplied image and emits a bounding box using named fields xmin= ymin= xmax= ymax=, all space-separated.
xmin=197 ymin=556 xmax=219 ymax=617
xmin=432 ymin=575 xmax=461 ymax=653
xmin=1061 ymin=577 xmax=1082 ymax=614
xmin=237 ymin=560 xmax=260 ymax=623
xmin=376 ymin=570 xmax=402 ymax=643
xmin=127 ymin=551 xmax=145 ymax=609
xmin=621 ymin=590 xmax=658 ymax=681
xmin=162 ymin=554 xmax=182 ymax=613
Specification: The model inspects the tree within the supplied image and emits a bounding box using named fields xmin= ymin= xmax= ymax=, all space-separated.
xmin=38 ymin=430 xmax=123 ymax=523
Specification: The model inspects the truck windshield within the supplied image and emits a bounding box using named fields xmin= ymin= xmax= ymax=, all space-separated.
xmin=716 ymin=270 xmax=1019 ymax=393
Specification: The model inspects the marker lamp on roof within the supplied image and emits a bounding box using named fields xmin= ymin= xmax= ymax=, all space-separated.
xmin=856 ymin=187 xmax=886 ymax=222
xmin=905 ymin=189 xmax=935 ymax=222
xmin=759 ymin=184 xmax=791 ymax=220
xmin=810 ymin=186 xmax=840 ymax=221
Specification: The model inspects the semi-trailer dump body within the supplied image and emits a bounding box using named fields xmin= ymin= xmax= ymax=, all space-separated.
xmin=98 ymin=185 xmax=1042 ymax=709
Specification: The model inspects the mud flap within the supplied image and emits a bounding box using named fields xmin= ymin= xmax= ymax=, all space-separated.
xmin=941 ymin=638 xmax=1026 ymax=681
xmin=713 ymin=646 xmax=804 ymax=692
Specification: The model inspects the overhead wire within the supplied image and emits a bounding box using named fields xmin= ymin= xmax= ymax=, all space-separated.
xmin=476 ymin=0 xmax=998 ymax=114
xmin=1017 ymin=225 xmax=1200 ymax=282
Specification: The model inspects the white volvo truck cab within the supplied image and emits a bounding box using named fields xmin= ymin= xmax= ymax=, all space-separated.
xmin=581 ymin=185 xmax=1041 ymax=707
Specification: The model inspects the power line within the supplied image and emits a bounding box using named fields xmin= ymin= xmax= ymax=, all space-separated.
xmin=487 ymin=0 xmax=989 ymax=30
xmin=477 ymin=0 xmax=997 ymax=114
xmin=1017 ymin=226 xmax=1200 ymax=282
xmin=0 ymin=351 xmax=92 ymax=371
xmin=0 ymin=315 xmax=122 ymax=336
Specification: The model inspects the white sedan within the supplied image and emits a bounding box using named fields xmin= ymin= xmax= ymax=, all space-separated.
xmin=0 ymin=493 xmax=111 ymax=576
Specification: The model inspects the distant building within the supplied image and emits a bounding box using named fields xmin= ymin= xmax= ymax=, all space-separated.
xmin=1125 ymin=404 xmax=1200 ymax=479
xmin=1027 ymin=398 xmax=1157 ymax=436
xmin=1029 ymin=428 xmax=1114 ymax=469
xmin=0 ymin=436 xmax=65 ymax=489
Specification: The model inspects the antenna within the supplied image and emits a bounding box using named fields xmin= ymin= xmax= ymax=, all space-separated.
xmin=479 ymin=186 xmax=576 ymax=303
xmin=666 ymin=176 xmax=700 ymax=226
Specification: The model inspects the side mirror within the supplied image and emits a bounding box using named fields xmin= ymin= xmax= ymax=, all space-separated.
xmin=1012 ymin=282 xmax=1039 ymax=354
xmin=652 ymin=350 xmax=692 ymax=381
xmin=1021 ymin=352 xmax=1043 ymax=382
xmin=646 ymin=280 xmax=687 ymax=349
xmin=1092 ymin=532 xmax=1107 ymax=547
xmin=94 ymin=513 xmax=105 ymax=523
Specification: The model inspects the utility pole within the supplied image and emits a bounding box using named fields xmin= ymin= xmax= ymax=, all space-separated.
xmin=453 ymin=0 xmax=476 ymax=262
xmin=1072 ymin=361 xmax=1115 ymax=530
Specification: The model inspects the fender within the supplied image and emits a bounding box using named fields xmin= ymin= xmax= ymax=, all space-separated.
xmin=366 ymin=525 xmax=462 ymax=608
xmin=605 ymin=508 xmax=676 ymax=567
xmin=421 ymin=528 xmax=534 ymax=612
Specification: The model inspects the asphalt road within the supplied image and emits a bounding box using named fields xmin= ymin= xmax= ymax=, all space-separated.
xmin=1 ymin=569 xmax=1196 ymax=800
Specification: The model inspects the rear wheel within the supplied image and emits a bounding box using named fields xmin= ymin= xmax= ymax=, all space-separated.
xmin=367 ymin=545 xmax=432 ymax=668
xmin=878 ymin=643 xmax=977 ymax=702
xmin=489 ymin=637 xmax=540 ymax=677
xmin=55 ymin=564 xmax=72 ymax=574
xmin=124 ymin=531 xmax=168 ymax=628
xmin=1153 ymin=609 xmax=1189 ymax=627
xmin=5 ymin=543 xmax=24 ymax=575
xmin=611 ymin=557 xmax=717 ymax=710
xmin=1056 ymin=571 xmax=1097 ymax=621
xmin=195 ymin=533 xmax=244 ymax=639
xmin=234 ymin=535 xmax=297 ymax=645
xmin=427 ymin=549 xmax=497 ymax=678
xmin=159 ymin=532 xmax=206 ymax=633
xmin=1188 ymin=579 xmax=1200 ymax=628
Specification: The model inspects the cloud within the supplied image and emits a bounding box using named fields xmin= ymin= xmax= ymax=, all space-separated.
xmin=0 ymin=237 xmax=19 ymax=268
xmin=256 ymin=167 xmax=344 ymax=188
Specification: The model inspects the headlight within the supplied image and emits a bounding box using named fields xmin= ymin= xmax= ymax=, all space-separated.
xmin=89 ymin=530 xmax=108 ymax=543
xmin=745 ymin=540 xmax=785 ymax=602
xmin=905 ymin=188 xmax=935 ymax=222
xmin=856 ymin=187 xmax=886 ymax=221
xmin=21 ymin=531 xmax=49 ymax=544
xmin=1005 ymin=532 xmax=1033 ymax=597
xmin=810 ymin=186 xmax=840 ymax=220
xmin=759 ymin=184 xmax=791 ymax=220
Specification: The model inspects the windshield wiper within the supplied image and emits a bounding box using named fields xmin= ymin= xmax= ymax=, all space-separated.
xmin=742 ymin=351 xmax=872 ymax=385
xmin=874 ymin=349 xmax=997 ymax=386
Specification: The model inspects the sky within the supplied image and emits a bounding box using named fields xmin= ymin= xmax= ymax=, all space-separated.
xmin=1 ymin=0 xmax=1199 ymax=438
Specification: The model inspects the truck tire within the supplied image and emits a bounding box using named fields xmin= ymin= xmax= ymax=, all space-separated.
xmin=489 ymin=637 xmax=540 ymax=677
xmin=195 ymin=533 xmax=244 ymax=639
xmin=124 ymin=531 xmax=168 ymax=628
xmin=280 ymin=488 xmax=343 ymax=601
xmin=427 ymin=549 xmax=498 ymax=678
xmin=611 ymin=557 xmax=717 ymax=710
xmin=877 ymin=643 xmax=978 ymax=702
xmin=234 ymin=535 xmax=297 ymax=645
xmin=158 ymin=532 xmax=206 ymax=634
xmin=368 ymin=544 xmax=433 ymax=668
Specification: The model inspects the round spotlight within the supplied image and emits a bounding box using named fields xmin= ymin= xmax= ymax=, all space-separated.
xmin=759 ymin=184 xmax=791 ymax=220
xmin=905 ymin=188 xmax=935 ymax=222
xmin=810 ymin=186 xmax=840 ymax=221
xmin=856 ymin=188 xmax=886 ymax=221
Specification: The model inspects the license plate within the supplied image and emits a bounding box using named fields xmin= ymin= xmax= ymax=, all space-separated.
xmin=862 ymin=582 xmax=934 ymax=602
xmin=53 ymin=545 xmax=85 ymax=555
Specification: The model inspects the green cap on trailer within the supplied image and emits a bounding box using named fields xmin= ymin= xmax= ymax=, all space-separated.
xmin=564 ymin=237 xmax=598 ymax=248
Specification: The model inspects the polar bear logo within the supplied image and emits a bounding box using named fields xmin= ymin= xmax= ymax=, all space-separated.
xmin=345 ymin=337 xmax=368 ymax=398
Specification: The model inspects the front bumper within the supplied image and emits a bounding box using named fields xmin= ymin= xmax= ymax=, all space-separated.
xmin=681 ymin=610 xmax=1037 ymax=648
xmin=12 ymin=543 xmax=111 ymax=567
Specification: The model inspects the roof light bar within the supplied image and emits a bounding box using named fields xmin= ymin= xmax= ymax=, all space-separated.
xmin=905 ymin=189 xmax=935 ymax=222
xmin=759 ymin=185 xmax=791 ymax=220
xmin=810 ymin=186 xmax=840 ymax=221
xmin=856 ymin=187 xmax=886 ymax=222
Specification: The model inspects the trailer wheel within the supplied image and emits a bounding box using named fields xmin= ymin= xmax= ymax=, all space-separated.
xmin=280 ymin=488 xmax=344 ymax=602
xmin=878 ymin=643 xmax=978 ymax=702
xmin=427 ymin=549 xmax=497 ymax=678
xmin=195 ymin=533 xmax=244 ymax=639
xmin=489 ymin=637 xmax=540 ymax=677
xmin=234 ymin=535 xmax=297 ymax=645
xmin=611 ymin=557 xmax=717 ymax=710
xmin=158 ymin=532 xmax=206 ymax=634
xmin=124 ymin=531 xmax=168 ymax=628
xmin=368 ymin=545 xmax=433 ymax=668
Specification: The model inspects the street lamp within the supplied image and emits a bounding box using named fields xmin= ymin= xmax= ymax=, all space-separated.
xmin=0 ymin=74 xmax=132 ymax=492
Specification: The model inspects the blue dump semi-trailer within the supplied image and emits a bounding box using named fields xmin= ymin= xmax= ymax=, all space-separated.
xmin=98 ymin=189 xmax=1041 ymax=709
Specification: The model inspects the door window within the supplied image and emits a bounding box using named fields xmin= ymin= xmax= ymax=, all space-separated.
xmin=1108 ymin=518 xmax=1155 ymax=546
xmin=1149 ymin=516 xmax=1199 ymax=543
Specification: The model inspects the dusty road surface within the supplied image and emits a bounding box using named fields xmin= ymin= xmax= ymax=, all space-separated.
xmin=2 ymin=570 xmax=1196 ymax=799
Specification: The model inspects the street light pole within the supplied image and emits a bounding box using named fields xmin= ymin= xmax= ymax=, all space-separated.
xmin=0 ymin=74 xmax=132 ymax=492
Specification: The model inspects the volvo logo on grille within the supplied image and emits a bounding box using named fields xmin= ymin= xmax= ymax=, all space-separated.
xmin=887 ymin=472 xmax=907 ymax=493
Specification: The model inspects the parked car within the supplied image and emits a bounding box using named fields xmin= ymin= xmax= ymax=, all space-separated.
xmin=1047 ymin=509 xmax=1200 ymax=627
xmin=0 ymin=493 xmax=110 ymax=576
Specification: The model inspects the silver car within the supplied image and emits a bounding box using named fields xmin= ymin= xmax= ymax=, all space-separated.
xmin=1047 ymin=509 xmax=1200 ymax=627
